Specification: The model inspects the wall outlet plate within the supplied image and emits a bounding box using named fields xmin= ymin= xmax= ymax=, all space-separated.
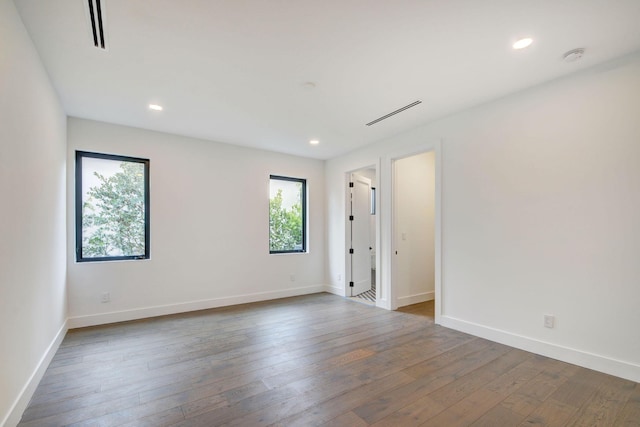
xmin=544 ymin=314 xmax=554 ymax=328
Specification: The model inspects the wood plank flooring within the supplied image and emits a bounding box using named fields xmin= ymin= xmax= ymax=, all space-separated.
xmin=18 ymin=293 xmax=639 ymax=426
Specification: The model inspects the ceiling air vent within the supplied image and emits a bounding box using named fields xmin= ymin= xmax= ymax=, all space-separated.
xmin=365 ymin=100 xmax=422 ymax=126
xmin=84 ymin=0 xmax=108 ymax=50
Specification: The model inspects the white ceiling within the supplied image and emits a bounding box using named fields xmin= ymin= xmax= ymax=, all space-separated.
xmin=14 ymin=0 xmax=640 ymax=159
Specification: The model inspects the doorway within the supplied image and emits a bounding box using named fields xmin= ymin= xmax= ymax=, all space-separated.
xmin=346 ymin=167 xmax=377 ymax=304
xmin=392 ymin=151 xmax=436 ymax=311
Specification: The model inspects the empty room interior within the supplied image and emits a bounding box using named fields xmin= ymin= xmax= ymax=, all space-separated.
xmin=2 ymin=0 xmax=640 ymax=426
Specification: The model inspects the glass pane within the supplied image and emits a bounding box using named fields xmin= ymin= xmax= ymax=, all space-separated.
xmin=269 ymin=178 xmax=303 ymax=252
xmin=81 ymin=157 xmax=146 ymax=257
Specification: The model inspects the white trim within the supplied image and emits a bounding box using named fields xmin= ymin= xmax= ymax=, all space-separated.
xmin=67 ymin=285 xmax=324 ymax=328
xmin=373 ymin=157 xmax=382 ymax=306
xmin=324 ymin=284 xmax=345 ymax=296
xmin=433 ymin=141 xmax=442 ymax=324
xmin=397 ymin=291 xmax=434 ymax=307
xmin=388 ymin=139 xmax=442 ymax=316
xmin=343 ymin=163 xmax=380 ymax=298
xmin=3 ymin=321 xmax=68 ymax=427
xmin=376 ymin=297 xmax=390 ymax=310
xmin=344 ymin=170 xmax=353 ymax=297
xmin=440 ymin=315 xmax=640 ymax=383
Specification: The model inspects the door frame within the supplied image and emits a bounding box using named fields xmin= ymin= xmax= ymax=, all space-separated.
xmin=386 ymin=140 xmax=442 ymax=322
xmin=344 ymin=164 xmax=380 ymax=303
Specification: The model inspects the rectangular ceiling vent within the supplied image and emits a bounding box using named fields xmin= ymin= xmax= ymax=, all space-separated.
xmin=365 ymin=100 xmax=422 ymax=126
xmin=84 ymin=0 xmax=108 ymax=50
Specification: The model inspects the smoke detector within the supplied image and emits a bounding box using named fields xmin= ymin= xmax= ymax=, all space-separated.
xmin=563 ymin=48 xmax=585 ymax=63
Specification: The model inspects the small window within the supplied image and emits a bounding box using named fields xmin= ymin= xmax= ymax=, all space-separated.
xmin=269 ymin=175 xmax=306 ymax=253
xmin=75 ymin=151 xmax=150 ymax=262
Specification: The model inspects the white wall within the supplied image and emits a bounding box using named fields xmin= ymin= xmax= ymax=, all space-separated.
xmin=394 ymin=152 xmax=435 ymax=306
xmin=66 ymin=118 xmax=325 ymax=326
xmin=0 ymin=0 xmax=67 ymax=425
xmin=326 ymin=52 xmax=640 ymax=382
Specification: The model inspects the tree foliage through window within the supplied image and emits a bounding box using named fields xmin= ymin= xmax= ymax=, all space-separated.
xmin=76 ymin=151 xmax=149 ymax=262
xmin=269 ymin=176 xmax=305 ymax=253
xmin=83 ymin=162 xmax=146 ymax=256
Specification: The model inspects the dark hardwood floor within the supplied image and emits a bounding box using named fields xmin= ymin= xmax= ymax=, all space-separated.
xmin=18 ymin=293 xmax=639 ymax=426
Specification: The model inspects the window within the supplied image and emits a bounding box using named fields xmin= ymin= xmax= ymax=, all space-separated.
xmin=269 ymin=175 xmax=306 ymax=253
xmin=75 ymin=151 xmax=150 ymax=262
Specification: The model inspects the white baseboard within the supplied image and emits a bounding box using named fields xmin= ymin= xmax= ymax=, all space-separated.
xmin=440 ymin=315 xmax=640 ymax=383
xmin=397 ymin=291 xmax=434 ymax=307
xmin=323 ymin=284 xmax=345 ymax=296
xmin=376 ymin=297 xmax=391 ymax=310
xmin=3 ymin=321 xmax=67 ymax=427
xmin=68 ymin=285 xmax=325 ymax=329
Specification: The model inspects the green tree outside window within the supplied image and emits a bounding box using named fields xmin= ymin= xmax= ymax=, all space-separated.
xmin=76 ymin=151 xmax=149 ymax=262
xmin=269 ymin=176 xmax=306 ymax=253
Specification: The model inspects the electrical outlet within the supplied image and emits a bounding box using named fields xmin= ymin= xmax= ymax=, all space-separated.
xmin=290 ymin=274 xmax=295 ymax=282
xmin=544 ymin=314 xmax=554 ymax=328
xmin=101 ymin=292 xmax=110 ymax=303
xmin=338 ymin=274 xmax=342 ymax=282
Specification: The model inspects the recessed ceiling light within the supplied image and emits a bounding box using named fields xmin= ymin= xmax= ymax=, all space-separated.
xmin=563 ymin=48 xmax=585 ymax=62
xmin=309 ymin=139 xmax=320 ymax=145
xmin=149 ymin=104 xmax=163 ymax=111
xmin=513 ymin=38 xmax=533 ymax=50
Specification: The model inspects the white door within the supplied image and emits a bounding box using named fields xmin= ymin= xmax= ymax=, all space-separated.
xmin=350 ymin=173 xmax=372 ymax=296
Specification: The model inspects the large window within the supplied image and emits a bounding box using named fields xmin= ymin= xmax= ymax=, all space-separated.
xmin=75 ymin=151 xmax=150 ymax=262
xmin=269 ymin=175 xmax=306 ymax=253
